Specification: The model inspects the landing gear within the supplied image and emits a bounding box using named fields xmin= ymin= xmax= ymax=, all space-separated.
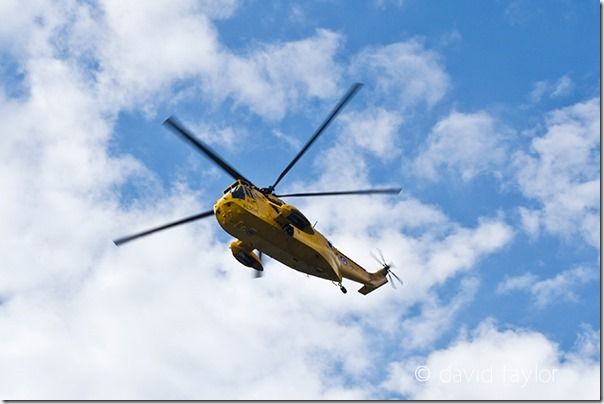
xmin=332 ymin=281 xmax=347 ymax=294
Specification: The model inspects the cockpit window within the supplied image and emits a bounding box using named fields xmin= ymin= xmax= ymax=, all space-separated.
xmin=231 ymin=185 xmax=245 ymax=199
xmin=244 ymin=187 xmax=254 ymax=199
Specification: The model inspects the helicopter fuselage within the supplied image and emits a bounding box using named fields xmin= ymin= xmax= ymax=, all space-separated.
xmin=214 ymin=180 xmax=388 ymax=294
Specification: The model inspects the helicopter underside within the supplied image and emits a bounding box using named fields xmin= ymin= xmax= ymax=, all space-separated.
xmin=214 ymin=198 xmax=341 ymax=282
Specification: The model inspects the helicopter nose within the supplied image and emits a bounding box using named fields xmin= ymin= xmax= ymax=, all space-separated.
xmin=214 ymin=196 xmax=238 ymax=230
xmin=214 ymin=196 xmax=228 ymax=217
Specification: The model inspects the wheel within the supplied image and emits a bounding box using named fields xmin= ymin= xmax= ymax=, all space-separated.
xmin=340 ymin=286 xmax=347 ymax=294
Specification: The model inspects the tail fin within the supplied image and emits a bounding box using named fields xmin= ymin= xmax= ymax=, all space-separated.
xmin=357 ymin=267 xmax=388 ymax=295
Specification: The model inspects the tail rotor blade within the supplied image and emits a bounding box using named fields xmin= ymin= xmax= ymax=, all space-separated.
xmin=377 ymin=248 xmax=386 ymax=265
xmin=370 ymin=250 xmax=383 ymax=266
xmin=389 ymin=269 xmax=403 ymax=286
xmin=387 ymin=272 xmax=397 ymax=289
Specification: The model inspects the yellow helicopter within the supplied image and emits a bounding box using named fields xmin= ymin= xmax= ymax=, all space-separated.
xmin=113 ymin=83 xmax=403 ymax=294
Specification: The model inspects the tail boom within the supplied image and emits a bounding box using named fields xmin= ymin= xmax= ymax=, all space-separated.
xmin=357 ymin=267 xmax=389 ymax=295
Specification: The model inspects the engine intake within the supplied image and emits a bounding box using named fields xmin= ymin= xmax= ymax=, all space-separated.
xmin=275 ymin=204 xmax=313 ymax=233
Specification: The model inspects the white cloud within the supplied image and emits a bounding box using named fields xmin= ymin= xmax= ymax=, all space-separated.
xmin=186 ymin=120 xmax=240 ymax=149
xmin=496 ymin=272 xmax=538 ymax=293
xmin=529 ymin=80 xmax=550 ymax=103
xmin=414 ymin=111 xmax=509 ymax=181
xmin=94 ymin=0 xmax=222 ymax=109
xmin=350 ymin=39 xmax=449 ymax=109
xmin=196 ymin=0 xmax=240 ymax=19
xmin=386 ymin=319 xmax=600 ymax=399
xmin=399 ymin=277 xmax=479 ymax=350
xmin=5 ymin=1 xmax=342 ymax=120
xmin=96 ymin=2 xmax=343 ymax=118
xmin=373 ymin=0 xmax=407 ymax=10
xmin=496 ymin=267 xmax=597 ymax=308
xmin=271 ymin=129 xmax=302 ymax=150
xmin=438 ymin=29 xmax=462 ymax=48
xmin=513 ymin=98 xmax=599 ymax=247
xmin=551 ymin=75 xmax=574 ymax=98
xmin=570 ymin=323 xmax=600 ymax=362
xmin=339 ymin=108 xmax=404 ymax=159
xmin=529 ymin=75 xmax=574 ymax=103
xmin=518 ymin=206 xmax=541 ymax=237
xmin=207 ymin=28 xmax=343 ymax=120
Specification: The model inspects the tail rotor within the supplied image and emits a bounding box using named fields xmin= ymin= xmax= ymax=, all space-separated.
xmin=371 ymin=249 xmax=402 ymax=288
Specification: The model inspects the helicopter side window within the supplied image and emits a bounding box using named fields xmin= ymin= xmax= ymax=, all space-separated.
xmin=231 ymin=185 xmax=245 ymax=199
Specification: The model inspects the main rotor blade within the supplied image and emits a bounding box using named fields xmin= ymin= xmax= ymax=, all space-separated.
xmin=270 ymin=83 xmax=363 ymax=191
xmin=164 ymin=116 xmax=252 ymax=184
xmin=275 ymin=187 xmax=401 ymax=198
xmin=113 ymin=209 xmax=215 ymax=246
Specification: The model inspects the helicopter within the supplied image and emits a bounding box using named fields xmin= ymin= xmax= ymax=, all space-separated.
xmin=113 ymin=83 xmax=403 ymax=294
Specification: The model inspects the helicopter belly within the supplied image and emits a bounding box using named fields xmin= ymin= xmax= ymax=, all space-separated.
xmin=214 ymin=200 xmax=339 ymax=281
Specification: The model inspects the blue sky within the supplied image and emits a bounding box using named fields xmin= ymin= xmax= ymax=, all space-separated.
xmin=0 ymin=0 xmax=599 ymax=399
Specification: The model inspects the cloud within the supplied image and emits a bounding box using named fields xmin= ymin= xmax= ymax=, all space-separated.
xmin=350 ymin=39 xmax=449 ymax=109
xmin=513 ymin=98 xmax=599 ymax=247
xmin=385 ymin=319 xmax=600 ymax=399
xmin=399 ymin=277 xmax=479 ymax=350
xmin=438 ymin=29 xmax=462 ymax=48
xmin=185 ymin=120 xmax=240 ymax=149
xmin=3 ymin=1 xmax=342 ymax=120
xmin=529 ymin=75 xmax=574 ymax=103
xmin=271 ymin=129 xmax=302 ymax=150
xmin=338 ymin=108 xmax=404 ymax=159
xmin=414 ymin=111 xmax=509 ymax=181
xmin=496 ymin=266 xmax=597 ymax=308
xmin=550 ymin=75 xmax=574 ymax=98
xmin=529 ymin=81 xmax=550 ymax=104
xmin=206 ymin=28 xmax=342 ymax=120
xmin=373 ymin=0 xmax=407 ymax=9
xmin=517 ymin=207 xmax=541 ymax=237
